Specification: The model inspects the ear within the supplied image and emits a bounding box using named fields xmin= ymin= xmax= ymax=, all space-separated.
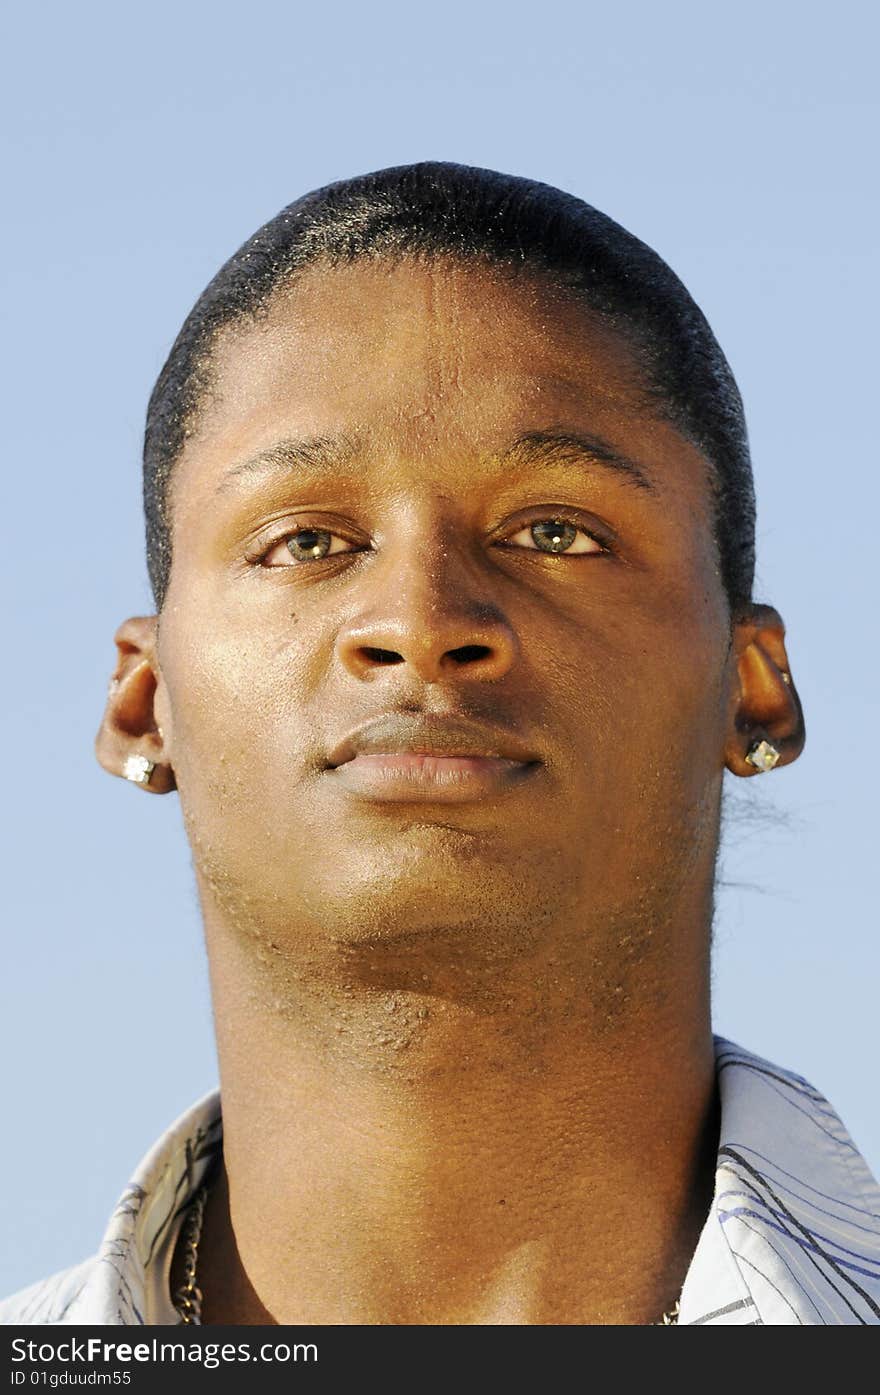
xmin=724 ymin=602 xmax=806 ymax=777
xmin=94 ymin=615 xmax=177 ymax=794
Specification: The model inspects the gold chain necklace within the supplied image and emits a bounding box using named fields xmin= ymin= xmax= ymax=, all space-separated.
xmin=172 ymin=1182 xmax=680 ymax=1325
xmin=172 ymin=1182 xmax=209 ymax=1324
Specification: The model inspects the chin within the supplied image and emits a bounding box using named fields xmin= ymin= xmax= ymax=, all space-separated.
xmin=315 ymin=849 xmax=546 ymax=961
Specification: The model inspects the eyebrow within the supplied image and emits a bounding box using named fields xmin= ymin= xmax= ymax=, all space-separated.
xmin=212 ymin=426 xmax=659 ymax=496
xmin=499 ymin=429 xmax=658 ymax=493
xmin=214 ymin=431 xmax=365 ymax=495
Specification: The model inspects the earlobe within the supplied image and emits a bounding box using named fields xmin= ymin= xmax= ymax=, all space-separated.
xmin=724 ymin=602 xmax=806 ymax=777
xmin=94 ymin=615 xmax=177 ymax=793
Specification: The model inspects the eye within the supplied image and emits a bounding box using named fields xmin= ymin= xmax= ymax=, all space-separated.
xmin=254 ymin=515 xmax=610 ymax=568
xmin=502 ymin=518 xmax=609 ymax=555
xmin=260 ymin=528 xmax=359 ymax=566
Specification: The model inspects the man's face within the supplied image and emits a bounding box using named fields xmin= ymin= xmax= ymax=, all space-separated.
xmin=154 ymin=257 xmax=734 ymax=979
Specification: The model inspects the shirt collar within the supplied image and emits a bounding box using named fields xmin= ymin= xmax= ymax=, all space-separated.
xmin=679 ymin=1039 xmax=880 ymax=1324
xmin=58 ymin=1037 xmax=880 ymax=1325
xmin=63 ymin=1088 xmax=222 ymax=1325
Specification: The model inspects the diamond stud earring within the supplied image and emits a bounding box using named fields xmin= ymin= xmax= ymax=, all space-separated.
xmin=122 ymin=754 xmax=156 ymax=786
xmin=745 ymin=738 xmax=781 ymax=772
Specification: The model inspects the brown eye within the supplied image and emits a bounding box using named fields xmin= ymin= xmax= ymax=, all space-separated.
xmin=505 ymin=518 xmax=607 ymax=555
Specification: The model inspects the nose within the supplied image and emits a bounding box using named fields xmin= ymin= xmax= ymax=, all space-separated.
xmin=334 ymin=530 xmax=519 ymax=684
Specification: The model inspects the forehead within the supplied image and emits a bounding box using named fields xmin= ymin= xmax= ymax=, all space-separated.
xmin=174 ymin=256 xmax=710 ymax=509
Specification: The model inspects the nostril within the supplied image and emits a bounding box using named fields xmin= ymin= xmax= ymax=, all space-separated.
xmin=449 ymin=645 xmax=491 ymax=665
xmin=361 ymin=647 xmax=404 ymax=665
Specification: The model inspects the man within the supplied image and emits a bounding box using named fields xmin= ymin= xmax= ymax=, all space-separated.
xmin=3 ymin=162 xmax=878 ymax=1326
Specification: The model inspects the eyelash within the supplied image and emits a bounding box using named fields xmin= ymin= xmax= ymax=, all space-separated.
xmin=251 ymin=512 xmax=615 ymax=568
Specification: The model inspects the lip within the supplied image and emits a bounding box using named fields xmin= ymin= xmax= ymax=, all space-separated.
xmin=324 ymin=714 xmax=541 ymax=804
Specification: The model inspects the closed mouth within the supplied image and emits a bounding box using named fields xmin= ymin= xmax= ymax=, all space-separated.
xmin=325 ymin=748 xmax=539 ymax=804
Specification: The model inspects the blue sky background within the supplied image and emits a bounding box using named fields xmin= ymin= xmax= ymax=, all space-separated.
xmin=2 ymin=1 xmax=877 ymax=1296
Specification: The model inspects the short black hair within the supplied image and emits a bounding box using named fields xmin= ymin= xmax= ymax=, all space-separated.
xmin=143 ymin=161 xmax=755 ymax=615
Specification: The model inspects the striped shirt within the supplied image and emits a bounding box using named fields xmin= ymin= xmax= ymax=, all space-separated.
xmin=1 ymin=1037 xmax=878 ymax=1325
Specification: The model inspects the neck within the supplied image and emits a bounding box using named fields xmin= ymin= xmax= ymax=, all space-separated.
xmin=187 ymin=893 xmax=717 ymax=1325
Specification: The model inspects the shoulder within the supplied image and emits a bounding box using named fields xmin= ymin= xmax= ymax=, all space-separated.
xmin=714 ymin=1034 xmax=880 ymax=1196
xmin=0 ymin=1257 xmax=99 ymax=1325
xmin=1 ymin=1088 xmax=223 ymax=1329
xmin=708 ymin=1035 xmax=880 ymax=1324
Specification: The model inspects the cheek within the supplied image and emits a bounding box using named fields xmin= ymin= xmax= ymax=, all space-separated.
xmin=159 ymin=609 xmax=330 ymax=810
xmin=623 ymin=620 xmax=730 ymax=846
xmin=549 ymin=590 xmax=730 ymax=825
